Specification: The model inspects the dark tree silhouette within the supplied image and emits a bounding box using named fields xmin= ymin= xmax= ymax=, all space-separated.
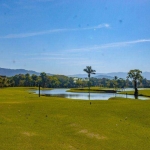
xmin=127 ymin=69 xmax=143 ymax=98
xmin=40 ymin=72 xmax=47 ymax=88
xmin=113 ymin=76 xmax=118 ymax=92
xmin=83 ymin=66 xmax=96 ymax=96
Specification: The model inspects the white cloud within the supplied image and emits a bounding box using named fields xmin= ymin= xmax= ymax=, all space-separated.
xmin=81 ymin=24 xmax=110 ymax=30
xmin=67 ymin=39 xmax=150 ymax=52
xmin=0 ymin=24 xmax=110 ymax=39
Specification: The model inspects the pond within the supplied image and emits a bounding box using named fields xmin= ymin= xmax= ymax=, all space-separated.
xmin=32 ymin=88 xmax=150 ymax=100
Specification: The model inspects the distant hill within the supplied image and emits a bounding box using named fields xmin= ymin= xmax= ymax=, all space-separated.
xmin=1 ymin=68 xmax=150 ymax=80
xmin=103 ymin=72 xmax=150 ymax=80
xmin=69 ymin=74 xmax=89 ymax=78
xmin=94 ymin=75 xmax=113 ymax=79
xmin=0 ymin=68 xmax=52 ymax=77
xmin=142 ymin=72 xmax=150 ymax=80
xmin=69 ymin=74 xmax=113 ymax=79
xmin=103 ymin=72 xmax=128 ymax=79
xmin=69 ymin=72 xmax=150 ymax=80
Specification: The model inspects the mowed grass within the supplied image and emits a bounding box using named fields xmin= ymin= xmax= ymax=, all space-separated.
xmin=119 ymin=88 xmax=150 ymax=97
xmin=0 ymin=88 xmax=150 ymax=150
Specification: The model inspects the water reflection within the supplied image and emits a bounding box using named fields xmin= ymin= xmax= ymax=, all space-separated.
xmin=32 ymin=89 xmax=150 ymax=100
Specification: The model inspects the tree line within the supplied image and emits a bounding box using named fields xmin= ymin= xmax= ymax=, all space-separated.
xmin=1 ymin=72 xmax=150 ymax=89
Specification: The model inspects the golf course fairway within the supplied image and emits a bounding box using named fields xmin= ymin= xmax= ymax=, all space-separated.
xmin=0 ymin=87 xmax=150 ymax=150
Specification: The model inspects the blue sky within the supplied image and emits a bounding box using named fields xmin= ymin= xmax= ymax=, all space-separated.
xmin=0 ymin=0 xmax=150 ymax=75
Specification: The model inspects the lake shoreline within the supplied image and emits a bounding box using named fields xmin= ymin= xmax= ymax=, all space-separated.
xmin=32 ymin=88 xmax=150 ymax=100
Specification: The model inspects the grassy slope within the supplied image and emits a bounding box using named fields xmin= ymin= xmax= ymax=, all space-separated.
xmin=0 ymin=87 xmax=150 ymax=150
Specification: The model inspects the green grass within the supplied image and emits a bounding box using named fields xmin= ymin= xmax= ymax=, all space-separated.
xmin=119 ymin=88 xmax=150 ymax=97
xmin=0 ymin=87 xmax=150 ymax=149
xmin=67 ymin=87 xmax=116 ymax=93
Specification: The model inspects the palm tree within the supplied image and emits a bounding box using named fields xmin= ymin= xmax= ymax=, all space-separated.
xmin=113 ymin=76 xmax=118 ymax=92
xmin=127 ymin=69 xmax=143 ymax=98
xmin=83 ymin=66 xmax=96 ymax=96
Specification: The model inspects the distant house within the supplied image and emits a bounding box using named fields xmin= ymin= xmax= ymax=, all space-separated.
xmin=73 ymin=78 xmax=79 ymax=83
xmin=73 ymin=77 xmax=89 ymax=83
xmin=82 ymin=78 xmax=89 ymax=82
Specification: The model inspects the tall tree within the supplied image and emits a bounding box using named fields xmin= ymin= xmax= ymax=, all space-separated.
xmin=47 ymin=76 xmax=60 ymax=88
xmin=40 ymin=72 xmax=48 ymax=88
xmin=127 ymin=69 xmax=143 ymax=98
xmin=118 ymin=78 xmax=125 ymax=89
xmin=24 ymin=73 xmax=31 ymax=87
xmin=31 ymin=74 xmax=38 ymax=87
xmin=83 ymin=66 xmax=96 ymax=94
xmin=113 ymin=76 xmax=118 ymax=92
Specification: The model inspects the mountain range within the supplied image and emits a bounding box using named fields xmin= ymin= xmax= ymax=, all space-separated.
xmin=0 ymin=68 xmax=150 ymax=80
xmin=69 ymin=74 xmax=114 ymax=79
xmin=0 ymin=68 xmax=52 ymax=77
xmin=69 ymin=72 xmax=150 ymax=80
